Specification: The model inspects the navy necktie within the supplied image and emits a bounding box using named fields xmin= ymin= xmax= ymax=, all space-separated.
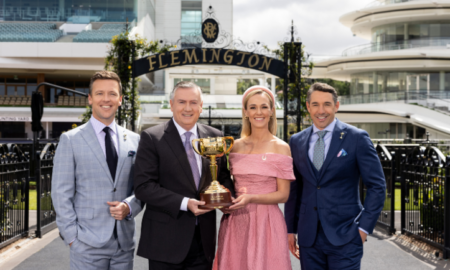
xmin=103 ymin=127 xmax=118 ymax=182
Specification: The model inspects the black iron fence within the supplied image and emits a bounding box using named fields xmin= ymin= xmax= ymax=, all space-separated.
xmin=364 ymin=139 xmax=450 ymax=258
xmin=0 ymin=141 xmax=57 ymax=249
xmin=0 ymin=143 xmax=30 ymax=249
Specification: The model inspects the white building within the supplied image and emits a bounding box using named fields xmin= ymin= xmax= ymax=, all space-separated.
xmin=0 ymin=0 xmax=282 ymax=139
xmin=313 ymin=0 xmax=450 ymax=140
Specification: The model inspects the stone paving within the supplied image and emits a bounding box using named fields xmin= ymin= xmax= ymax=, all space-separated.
xmin=7 ymin=205 xmax=448 ymax=270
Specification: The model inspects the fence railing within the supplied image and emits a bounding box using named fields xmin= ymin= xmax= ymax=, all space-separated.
xmin=0 ymin=143 xmax=30 ymax=249
xmin=342 ymin=38 xmax=450 ymax=57
xmin=0 ymin=141 xmax=57 ymax=248
xmin=339 ymin=90 xmax=450 ymax=115
xmin=366 ymin=139 xmax=450 ymax=258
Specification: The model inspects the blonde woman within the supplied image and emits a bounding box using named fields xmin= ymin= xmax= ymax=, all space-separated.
xmin=213 ymin=86 xmax=295 ymax=270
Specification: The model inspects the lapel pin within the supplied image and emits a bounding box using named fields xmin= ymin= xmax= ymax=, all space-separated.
xmin=340 ymin=132 xmax=345 ymax=139
xmin=124 ymin=134 xmax=127 ymax=141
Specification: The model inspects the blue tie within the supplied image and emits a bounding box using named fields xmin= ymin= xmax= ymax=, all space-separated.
xmin=313 ymin=131 xmax=328 ymax=171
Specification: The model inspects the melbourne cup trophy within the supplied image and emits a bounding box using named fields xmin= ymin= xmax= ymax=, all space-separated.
xmin=191 ymin=136 xmax=234 ymax=209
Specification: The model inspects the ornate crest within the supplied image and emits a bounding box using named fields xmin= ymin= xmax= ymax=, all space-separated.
xmin=202 ymin=18 xmax=219 ymax=43
xmin=157 ymin=5 xmax=279 ymax=59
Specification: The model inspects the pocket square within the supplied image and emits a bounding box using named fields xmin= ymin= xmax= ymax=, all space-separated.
xmin=128 ymin=150 xmax=136 ymax=157
xmin=337 ymin=149 xmax=347 ymax=157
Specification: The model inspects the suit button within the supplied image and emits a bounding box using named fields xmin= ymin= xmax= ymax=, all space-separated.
xmin=314 ymin=207 xmax=317 ymax=211
xmin=317 ymin=186 xmax=321 ymax=190
xmin=113 ymin=188 xmax=116 ymax=192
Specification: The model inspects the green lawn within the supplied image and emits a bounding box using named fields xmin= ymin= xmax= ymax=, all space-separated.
xmin=381 ymin=188 xmax=425 ymax=211
xmin=30 ymin=189 xmax=37 ymax=210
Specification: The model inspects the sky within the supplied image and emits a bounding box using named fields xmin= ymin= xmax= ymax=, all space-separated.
xmin=233 ymin=0 xmax=373 ymax=58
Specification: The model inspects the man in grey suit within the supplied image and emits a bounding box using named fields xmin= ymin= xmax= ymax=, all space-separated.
xmin=52 ymin=70 xmax=142 ymax=270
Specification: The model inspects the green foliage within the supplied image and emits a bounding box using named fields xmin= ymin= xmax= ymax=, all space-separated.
xmin=314 ymin=78 xmax=351 ymax=96
xmin=270 ymin=43 xmax=314 ymax=138
xmin=237 ymin=79 xmax=260 ymax=95
xmin=81 ymin=31 xmax=174 ymax=124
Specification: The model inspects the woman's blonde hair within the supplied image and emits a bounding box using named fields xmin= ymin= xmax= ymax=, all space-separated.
xmin=241 ymin=89 xmax=277 ymax=138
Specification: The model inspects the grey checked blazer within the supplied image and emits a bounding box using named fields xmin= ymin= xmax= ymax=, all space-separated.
xmin=52 ymin=120 xmax=142 ymax=251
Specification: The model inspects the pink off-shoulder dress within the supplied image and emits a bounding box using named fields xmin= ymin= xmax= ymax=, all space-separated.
xmin=213 ymin=153 xmax=295 ymax=270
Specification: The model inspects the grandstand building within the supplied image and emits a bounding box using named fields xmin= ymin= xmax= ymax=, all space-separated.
xmin=0 ymin=0 xmax=279 ymax=139
xmin=313 ymin=0 xmax=450 ymax=140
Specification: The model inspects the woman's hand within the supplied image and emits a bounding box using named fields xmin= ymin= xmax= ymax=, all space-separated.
xmin=288 ymin=234 xmax=300 ymax=259
xmin=228 ymin=194 xmax=254 ymax=210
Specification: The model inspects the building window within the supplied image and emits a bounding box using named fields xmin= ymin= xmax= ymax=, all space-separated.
xmin=174 ymin=78 xmax=210 ymax=94
xmin=181 ymin=0 xmax=202 ymax=45
xmin=1 ymin=0 xmax=137 ymax=23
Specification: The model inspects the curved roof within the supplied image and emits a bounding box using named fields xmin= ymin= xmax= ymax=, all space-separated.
xmin=340 ymin=0 xmax=450 ymax=40
xmin=339 ymin=102 xmax=450 ymax=135
xmin=311 ymin=47 xmax=450 ymax=81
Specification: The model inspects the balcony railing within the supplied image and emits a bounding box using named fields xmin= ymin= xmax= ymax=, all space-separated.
xmin=339 ymin=90 xmax=450 ymax=114
xmin=342 ymin=38 xmax=450 ymax=57
xmin=365 ymin=0 xmax=423 ymax=8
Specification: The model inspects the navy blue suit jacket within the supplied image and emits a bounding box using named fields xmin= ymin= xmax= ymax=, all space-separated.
xmin=284 ymin=119 xmax=386 ymax=247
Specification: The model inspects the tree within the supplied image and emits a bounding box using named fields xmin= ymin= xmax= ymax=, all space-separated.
xmin=270 ymin=42 xmax=314 ymax=140
xmin=315 ymin=78 xmax=351 ymax=96
xmin=81 ymin=32 xmax=173 ymax=125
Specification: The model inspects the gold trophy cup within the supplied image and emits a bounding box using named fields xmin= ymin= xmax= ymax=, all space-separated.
xmin=191 ymin=137 xmax=234 ymax=209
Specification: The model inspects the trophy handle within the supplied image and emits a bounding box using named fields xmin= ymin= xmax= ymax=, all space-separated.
xmin=191 ymin=139 xmax=202 ymax=155
xmin=222 ymin=137 xmax=234 ymax=155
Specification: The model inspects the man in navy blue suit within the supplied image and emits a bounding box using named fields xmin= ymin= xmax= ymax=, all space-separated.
xmin=285 ymin=83 xmax=386 ymax=269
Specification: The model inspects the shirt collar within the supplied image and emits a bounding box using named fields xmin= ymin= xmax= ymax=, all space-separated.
xmin=312 ymin=118 xmax=336 ymax=135
xmin=172 ymin=118 xmax=198 ymax=138
xmin=90 ymin=116 xmax=117 ymax=135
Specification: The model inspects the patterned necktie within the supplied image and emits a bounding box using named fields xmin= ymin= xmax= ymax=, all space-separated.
xmin=103 ymin=127 xmax=118 ymax=182
xmin=313 ymin=130 xmax=328 ymax=171
xmin=184 ymin=132 xmax=200 ymax=189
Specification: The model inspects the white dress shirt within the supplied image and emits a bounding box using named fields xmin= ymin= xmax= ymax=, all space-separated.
xmin=90 ymin=116 xmax=119 ymax=156
xmin=172 ymin=118 xmax=203 ymax=211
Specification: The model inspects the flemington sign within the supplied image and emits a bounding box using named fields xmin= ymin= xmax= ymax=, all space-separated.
xmin=132 ymin=7 xmax=285 ymax=78
xmin=133 ymin=48 xmax=285 ymax=78
xmin=130 ymin=5 xmax=302 ymax=141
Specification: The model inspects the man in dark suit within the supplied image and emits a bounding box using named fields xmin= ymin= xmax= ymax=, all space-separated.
xmin=134 ymin=81 xmax=235 ymax=270
xmin=285 ymin=83 xmax=386 ymax=269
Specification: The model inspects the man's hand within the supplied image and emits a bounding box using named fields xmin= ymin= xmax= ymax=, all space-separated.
xmin=107 ymin=201 xmax=130 ymax=220
xmin=288 ymin=234 xmax=300 ymax=259
xmin=187 ymin=199 xmax=213 ymax=216
xmin=69 ymin=242 xmax=73 ymax=247
xmin=359 ymin=229 xmax=367 ymax=244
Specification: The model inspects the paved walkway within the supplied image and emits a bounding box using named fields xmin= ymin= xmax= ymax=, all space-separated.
xmin=4 ymin=205 xmax=448 ymax=270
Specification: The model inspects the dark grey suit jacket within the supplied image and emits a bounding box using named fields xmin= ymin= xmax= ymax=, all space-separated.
xmin=134 ymin=119 xmax=235 ymax=264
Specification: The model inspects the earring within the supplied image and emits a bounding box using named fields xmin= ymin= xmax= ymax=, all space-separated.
xmin=244 ymin=116 xmax=249 ymax=120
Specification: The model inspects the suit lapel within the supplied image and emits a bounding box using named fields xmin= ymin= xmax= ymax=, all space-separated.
xmin=300 ymin=127 xmax=317 ymax=186
xmin=163 ymin=119 xmax=197 ymax=191
xmin=197 ymin=124 xmax=209 ymax=192
xmin=80 ymin=121 xmax=113 ymax=185
xmin=115 ymin=125 xmax=128 ymax=186
xmin=198 ymin=157 xmax=209 ymax=193
xmin=318 ymin=119 xmax=347 ymax=182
